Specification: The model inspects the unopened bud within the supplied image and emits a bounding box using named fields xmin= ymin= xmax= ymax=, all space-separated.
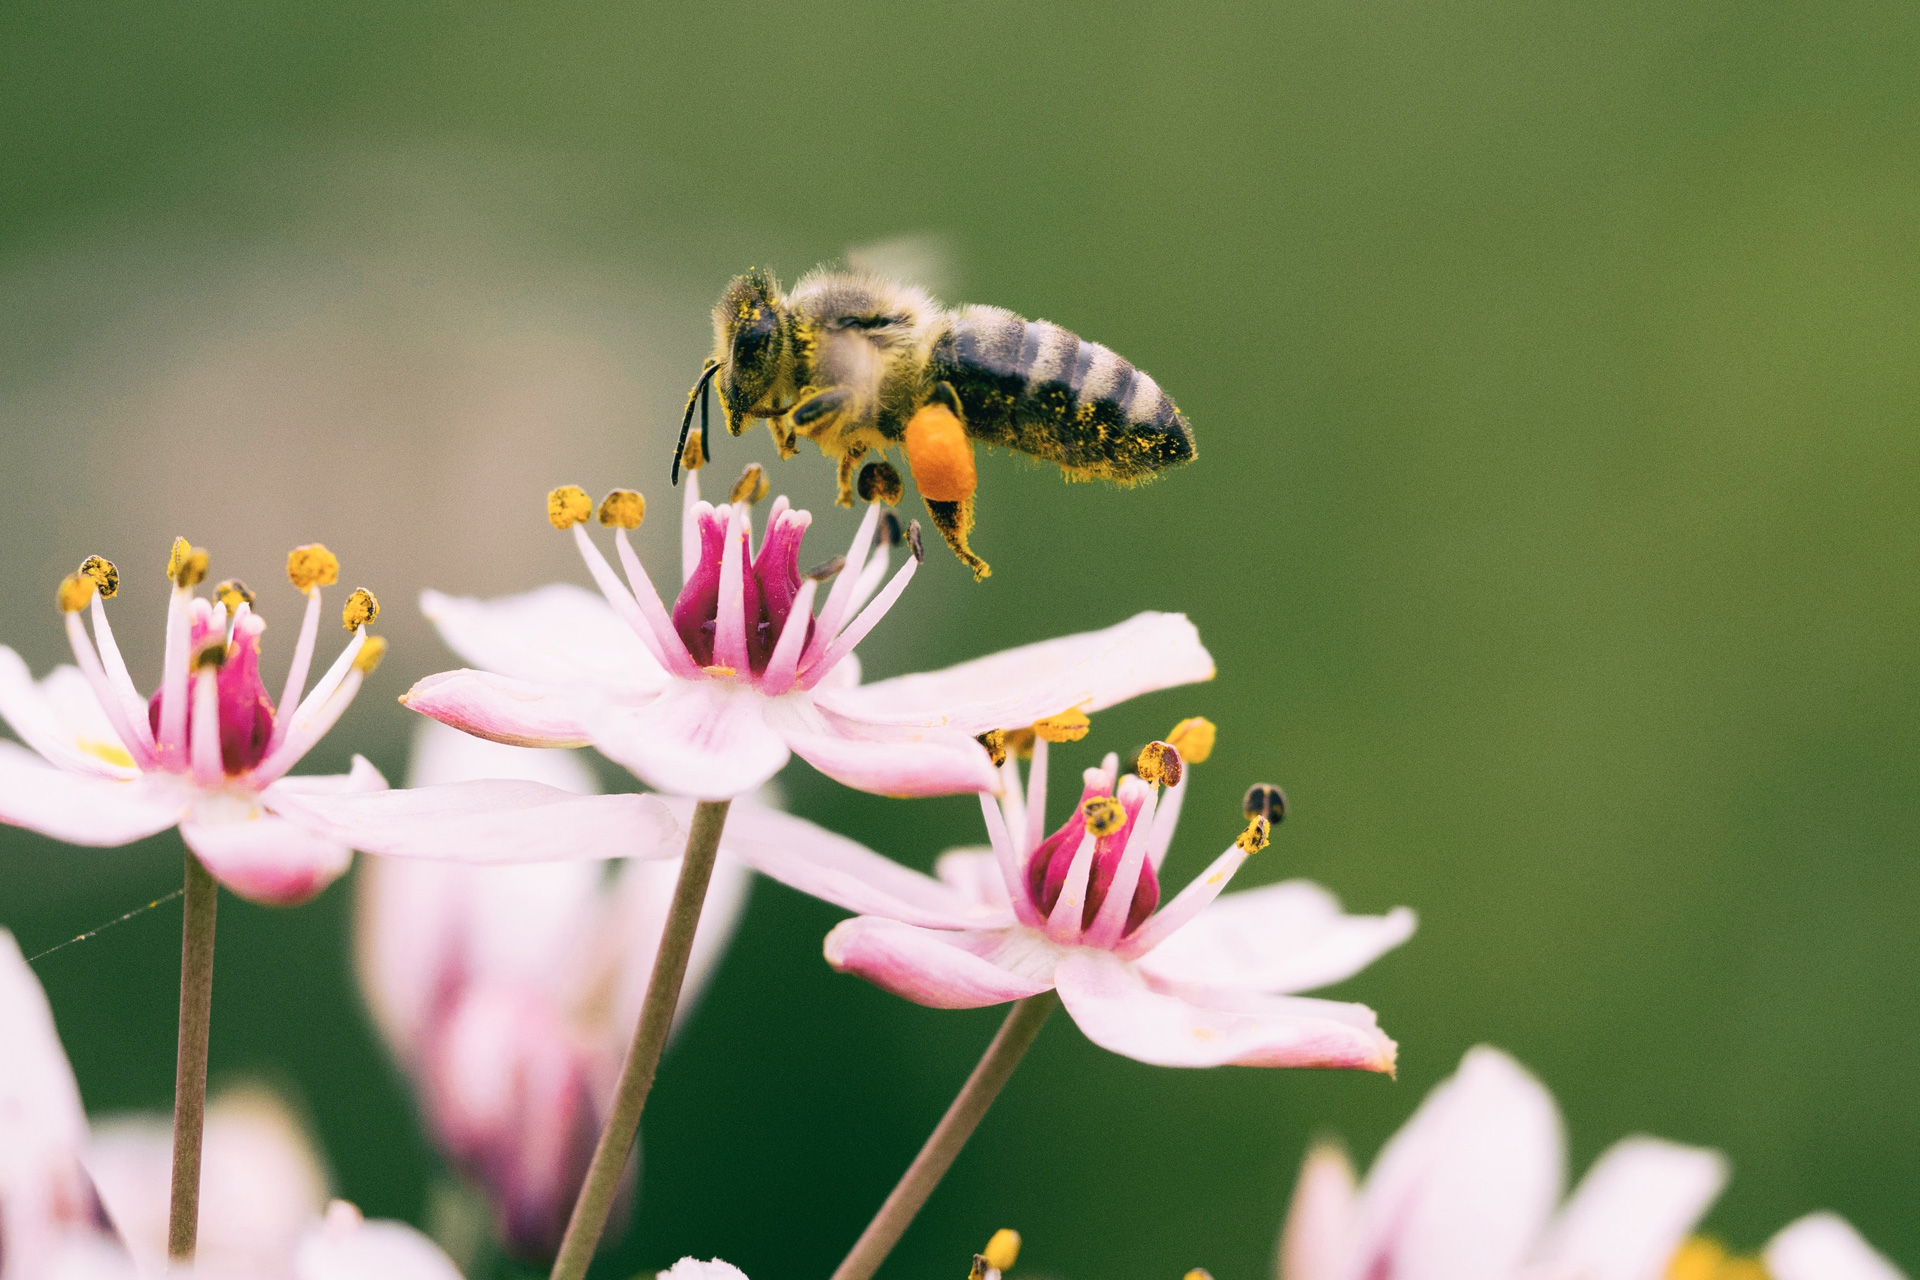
xmin=857 ymin=460 xmax=904 ymax=506
xmin=598 ymin=489 xmax=646 ymax=530
xmin=547 ymin=485 xmax=592 ymax=529
xmin=342 ymin=588 xmax=379 ymax=631
xmin=78 ymin=556 xmax=118 ymax=599
xmin=287 ymin=544 xmax=339 ymax=593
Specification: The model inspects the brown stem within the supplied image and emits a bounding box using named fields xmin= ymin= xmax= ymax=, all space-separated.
xmin=167 ymin=849 xmax=219 ymax=1261
xmin=549 ymin=798 xmax=732 ymax=1280
xmin=829 ymin=991 xmax=1060 ymax=1280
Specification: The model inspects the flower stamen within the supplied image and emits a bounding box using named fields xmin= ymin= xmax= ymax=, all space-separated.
xmin=729 ymin=463 xmax=770 ymax=506
xmin=56 ymin=573 xmax=94 ymax=614
xmin=598 ymin=489 xmax=646 ymax=529
xmin=342 ymin=589 xmax=379 ymax=631
xmin=1033 ymin=709 xmax=1090 ymax=743
xmin=79 ymin=555 xmax=118 ymax=598
xmin=857 ymin=460 xmax=904 ymax=506
xmin=287 ymin=544 xmax=340 ymax=594
xmin=167 ymin=537 xmax=208 ymax=588
xmin=547 ymin=485 xmax=593 ymax=530
xmin=215 ymin=579 xmax=256 ymax=610
xmin=1167 ymin=716 xmax=1215 ymax=763
xmin=1135 ymin=740 xmax=1183 ymax=787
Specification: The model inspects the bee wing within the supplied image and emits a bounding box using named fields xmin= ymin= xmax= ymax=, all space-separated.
xmin=845 ymin=232 xmax=958 ymax=300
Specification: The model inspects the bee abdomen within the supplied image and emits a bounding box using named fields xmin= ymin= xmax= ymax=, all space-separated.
xmin=932 ymin=305 xmax=1194 ymax=483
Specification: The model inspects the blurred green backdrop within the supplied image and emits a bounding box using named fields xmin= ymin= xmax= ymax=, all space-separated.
xmin=3 ymin=0 xmax=1917 ymax=1275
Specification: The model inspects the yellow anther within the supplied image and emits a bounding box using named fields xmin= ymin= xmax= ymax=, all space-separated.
xmin=167 ymin=537 xmax=209 ymax=588
xmin=1664 ymin=1238 xmax=1767 ymax=1280
xmin=78 ymin=556 xmax=118 ymax=599
xmin=1166 ymin=717 xmax=1215 ymax=764
xmin=1184 ymin=1271 xmax=1215 ymax=1280
xmin=1082 ymin=795 xmax=1126 ymax=837
xmin=1003 ymin=727 xmax=1036 ymax=759
xmin=1243 ymin=782 xmax=1287 ymax=825
xmin=1033 ymin=709 xmax=1090 ymax=743
xmin=681 ymin=428 xmax=706 ymax=473
xmin=342 ymin=588 xmax=379 ymax=631
xmin=977 ymin=729 xmax=1008 ymax=768
xmin=729 ymin=463 xmax=770 ymax=506
xmin=547 ymin=485 xmax=593 ymax=529
xmin=858 ymin=460 xmax=904 ymax=506
xmin=56 ymin=573 xmax=95 ymax=614
xmin=1237 ymin=814 xmax=1271 ymax=854
xmin=1135 ymin=740 xmax=1183 ymax=788
xmin=352 ymin=635 xmax=389 ymax=674
xmin=192 ymin=639 xmax=228 ymax=671
xmin=983 ymin=1230 xmax=1020 ymax=1272
xmin=287 ymin=544 xmax=340 ymax=593
xmin=599 ymin=489 xmax=646 ymax=529
xmin=215 ymin=579 xmax=256 ymax=610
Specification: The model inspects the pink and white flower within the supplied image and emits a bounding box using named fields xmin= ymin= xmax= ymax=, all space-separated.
xmin=402 ymin=474 xmax=1214 ymax=800
xmin=722 ymin=732 xmax=1415 ymax=1071
xmin=1277 ymin=1045 xmax=1907 ymax=1280
xmin=356 ymin=722 xmax=751 ymax=1258
xmin=0 ymin=542 xmax=678 ymax=905
xmin=0 ymin=928 xmax=464 ymax=1280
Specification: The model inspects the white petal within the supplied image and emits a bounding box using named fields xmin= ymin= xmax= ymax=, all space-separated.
xmin=1347 ymin=1046 xmax=1564 ymax=1280
xmin=1279 ymin=1144 xmax=1357 ymax=1280
xmin=815 ymin=611 xmax=1214 ymax=732
xmin=1767 ymin=1213 xmax=1909 ymax=1280
xmin=1531 ymin=1136 xmax=1726 ymax=1280
xmin=824 ymin=916 xmax=1057 ymax=1009
xmin=296 ymin=1202 xmax=466 ymax=1280
xmin=588 ymin=680 xmax=792 ymax=799
xmin=181 ymin=802 xmax=355 ymax=905
xmin=1135 ymin=880 xmax=1416 ymax=994
xmin=422 ymin=583 xmax=666 ymax=692
xmin=268 ymin=755 xmax=389 ymax=797
xmin=0 ymin=741 xmax=185 ymax=847
xmin=660 ymin=1259 xmax=752 ymax=1280
xmin=401 ymin=669 xmax=599 ymax=749
xmin=404 ymin=717 xmax=599 ymax=794
xmin=0 ymin=649 xmax=135 ymax=779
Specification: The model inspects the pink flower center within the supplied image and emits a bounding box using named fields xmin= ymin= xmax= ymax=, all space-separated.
xmin=1025 ymin=778 xmax=1161 ymax=937
xmin=147 ymin=603 xmax=275 ymax=775
xmin=671 ymin=503 xmax=813 ymax=674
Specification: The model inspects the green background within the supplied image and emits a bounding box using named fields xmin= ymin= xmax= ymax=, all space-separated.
xmin=3 ymin=0 xmax=1917 ymax=1275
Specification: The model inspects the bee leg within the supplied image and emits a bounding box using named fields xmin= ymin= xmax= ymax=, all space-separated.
xmin=767 ymin=416 xmax=801 ymax=460
xmin=833 ymin=446 xmax=869 ymax=508
xmin=905 ymin=393 xmax=989 ymax=580
xmin=789 ymin=386 xmax=851 ymax=438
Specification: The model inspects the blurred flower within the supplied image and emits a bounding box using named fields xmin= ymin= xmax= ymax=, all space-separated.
xmin=0 ymin=928 xmax=463 ymax=1280
xmin=355 ymin=721 xmax=751 ymax=1259
xmin=723 ymin=728 xmax=1413 ymax=1070
xmin=657 ymin=1259 xmax=750 ymax=1280
xmin=1276 ymin=1045 xmax=1907 ymax=1280
xmin=403 ymin=472 xmax=1213 ymax=799
xmin=0 ymin=542 xmax=679 ymax=905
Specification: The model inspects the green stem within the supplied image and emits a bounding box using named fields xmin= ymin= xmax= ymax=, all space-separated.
xmin=549 ymin=798 xmax=733 ymax=1280
xmin=167 ymin=850 xmax=219 ymax=1262
xmin=829 ymin=991 xmax=1060 ymax=1280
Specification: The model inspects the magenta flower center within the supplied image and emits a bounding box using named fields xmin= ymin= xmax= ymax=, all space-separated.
xmin=148 ymin=605 xmax=276 ymax=775
xmin=1025 ymin=778 xmax=1161 ymax=937
xmin=670 ymin=504 xmax=813 ymax=674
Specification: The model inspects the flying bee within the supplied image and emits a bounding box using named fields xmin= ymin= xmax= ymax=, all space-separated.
xmin=673 ymin=267 xmax=1196 ymax=579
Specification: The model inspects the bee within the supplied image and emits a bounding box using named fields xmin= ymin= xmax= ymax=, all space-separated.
xmin=673 ymin=268 xmax=1196 ymax=579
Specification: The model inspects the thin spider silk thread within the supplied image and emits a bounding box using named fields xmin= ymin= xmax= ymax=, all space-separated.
xmin=26 ymin=888 xmax=185 ymax=964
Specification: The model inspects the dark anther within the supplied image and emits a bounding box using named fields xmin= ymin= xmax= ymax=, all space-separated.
xmin=977 ymin=729 xmax=1007 ymax=767
xmin=214 ymin=579 xmax=256 ymax=609
xmin=1243 ymin=782 xmax=1288 ymax=825
xmin=877 ymin=511 xmax=903 ymax=548
xmin=191 ymin=640 xmax=228 ymax=670
xmin=907 ymin=519 xmax=925 ymax=563
xmin=857 ymin=460 xmax=904 ymax=506
xmin=804 ymin=555 xmax=847 ymax=583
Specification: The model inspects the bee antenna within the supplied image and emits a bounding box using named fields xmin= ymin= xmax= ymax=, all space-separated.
xmin=701 ymin=370 xmax=713 ymax=464
xmin=672 ymin=361 xmax=723 ymax=486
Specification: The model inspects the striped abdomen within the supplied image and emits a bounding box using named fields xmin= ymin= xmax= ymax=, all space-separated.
xmin=930 ymin=305 xmax=1195 ymax=484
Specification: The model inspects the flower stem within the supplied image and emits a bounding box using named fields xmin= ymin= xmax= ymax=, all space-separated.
xmin=167 ymin=849 xmax=219 ymax=1262
xmin=830 ymin=991 xmax=1060 ymax=1280
xmin=549 ymin=798 xmax=733 ymax=1280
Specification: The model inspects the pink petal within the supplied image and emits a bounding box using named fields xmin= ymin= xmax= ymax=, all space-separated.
xmin=401 ymin=669 xmax=597 ymax=748
xmin=776 ymin=713 xmax=1000 ymax=798
xmin=404 ymin=718 xmax=598 ymax=794
xmin=1134 ymin=881 xmax=1416 ymax=995
xmin=295 ymin=1203 xmax=466 ymax=1280
xmin=1531 ymin=1137 xmax=1726 ymax=1280
xmin=934 ymin=849 xmax=1014 ymax=912
xmin=265 ymin=779 xmax=682 ymax=865
xmin=1766 ymin=1213 xmax=1908 ymax=1280
xmin=269 ymin=754 xmax=390 ymax=797
xmin=421 ymin=584 xmax=665 ymax=692
xmin=0 ymin=926 xmax=93 ymax=1183
xmin=1279 ymin=1144 xmax=1357 ymax=1280
xmin=719 ymin=802 xmax=1010 ymax=929
xmin=0 ymin=650 xmax=135 ymax=780
xmin=588 ymin=679 xmax=791 ymax=799
xmin=814 ymin=611 xmax=1215 ymax=733
xmin=1052 ymin=950 xmax=1398 ymax=1071
xmin=1347 ymin=1046 xmax=1563 ymax=1280
xmin=0 ymin=742 xmax=185 ymax=846
xmin=823 ymin=917 xmax=1056 ymax=1009
xmin=180 ymin=808 xmax=354 ymax=905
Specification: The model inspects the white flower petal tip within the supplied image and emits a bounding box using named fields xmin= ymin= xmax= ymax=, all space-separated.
xmin=1280 ymin=1143 xmax=1357 ymax=1280
xmin=1535 ymin=1135 xmax=1727 ymax=1280
xmin=295 ymin=1201 xmax=466 ymax=1280
xmin=269 ymin=781 xmax=683 ymax=864
xmin=660 ymin=1258 xmax=752 ymax=1280
xmin=1766 ymin=1213 xmax=1909 ymax=1280
xmin=1135 ymin=882 xmax=1417 ymax=995
xmin=401 ymin=670 xmax=595 ymax=749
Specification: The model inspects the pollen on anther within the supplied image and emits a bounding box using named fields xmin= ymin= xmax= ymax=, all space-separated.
xmin=1237 ymin=814 xmax=1271 ymax=854
xmin=1033 ymin=709 xmax=1090 ymax=743
xmin=353 ymin=635 xmax=389 ymax=674
xmin=342 ymin=588 xmax=380 ymax=631
xmin=1082 ymin=795 xmax=1126 ymax=837
xmin=1185 ymin=1270 xmax=1216 ymax=1280
xmin=287 ymin=544 xmax=340 ymax=593
xmin=215 ymin=579 xmax=256 ymax=610
xmin=599 ymin=489 xmax=646 ymax=529
xmin=983 ymin=1230 xmax=1021 ymax=1273
xmin=547 ymin=485 xmax=593 ymax=529
xmin=877 ymin=511 xmax=903 ymax=548
xmin=78 ymin=556 xmax=119 ymax=599
xmin=1003 ymin=726 xmax=1036 ymax=759
xmin=977 ymin=729 xmax=1007 ymax=767
xmin=681 ymin=429 xmax=707 ymax=474
xmin=729 ymin=463 xmax=770 ymax=506
xmin=805 ymin=555 xmax=846 ymax=583
xmin=1243 ymin=782 xmax=1287 ymax=825
xmin=857 ymin=460 xmax=904 ymax=506
xmin=56 ymin=573 xmax=95 ymax=614
xmin=192 ymin=639 xmax=228 ymax=671
xmin=1167 ymin=717 xmax=1216 ymax=764
xmin=167 ymin=537 xmax=209 ymax=588
xmin=907 ymin=519 xmax=925 ymax=563
xmin=1136 ymin=740 xmax=1183 ymax=788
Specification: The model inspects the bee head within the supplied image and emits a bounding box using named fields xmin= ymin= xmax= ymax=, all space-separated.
xmin=715 ymin=268 xmax=789 ymax=429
